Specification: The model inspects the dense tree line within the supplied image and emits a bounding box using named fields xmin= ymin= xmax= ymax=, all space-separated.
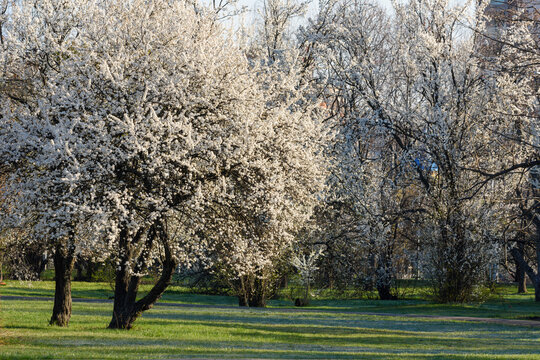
xmin=0 ymin=0 xmax=538 ymax=330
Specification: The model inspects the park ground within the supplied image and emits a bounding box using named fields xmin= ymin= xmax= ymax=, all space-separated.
xmin=0 ymin=281 xmax=539 ymax=359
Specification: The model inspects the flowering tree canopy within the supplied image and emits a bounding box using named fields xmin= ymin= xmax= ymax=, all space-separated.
xmin=0 ymin=0 xmax=330 ymax=326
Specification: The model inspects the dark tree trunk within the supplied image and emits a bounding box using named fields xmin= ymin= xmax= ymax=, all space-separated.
xmin=511 ymin=246 xmax=540 ymax=302
xmin=74 ymin=256 xmax=98 ymax=281
xmin=49 ymin=241 xmax=76 ymax=327
xmin=376 ymin=237 xmax=397 ymax=301
xmin=86 ymin=261 xmax=97 ymax=281
xmin=279 ymin=273 xmax=288 ymax=289
xmin=238 ymin=296 xmax=247 ymax=307
xmin=513 ymin=242 xmax=528 ymax=293
xmin=376 ymin=282 xmax=397 ymax=300
xmin=247 ymin=277 xmax=267 ymax=307
xmin=512 ymin=180 xmax=540 ymax=301
xmin=517 ymin=264 xmax=528 ymax=293
xmin=530 ymin=206 xmax=540 ymax=302
xmin=534 ymin=281 xmax=540 ymax=302
xmin=247 ymin=291 xmax=266 ymax=307
xmin=108 ymin=222 xmax=177 ymax=330
xmin=75 ymin=256 xmax=84 ymax=281
xmin=365 ymin=251 xmax=376 ymax=291
xmin=433 ymin=218 xmax=478 ymax=303
xmin=514 ymin=177 xmax=540 ymax=301
xmin=237 ymin=277 xmax=248 ymax=307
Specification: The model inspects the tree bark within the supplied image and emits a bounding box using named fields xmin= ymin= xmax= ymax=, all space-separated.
xmin=108 ymin=221 xmax=177 ymax=329
xmin=517 ymin=263 xmax=528 ymax=294
xmin=247 ymin=277 xmax=267 ymax=307
xmin=376 ymin=247 xmax=397 ymax=300
xmin=510 ymin=247 xmax=539 ymax=302
xmin=237 ymin=276 xmax=249 ymax=306
xmin=49 ymin=240 xmax=76 ymax=327
xmin=377 ymin=283 xmax=396 ymax=300
xmin=236 ymin=275 xmax=268 ymax=307
xmin=512 ymin=242 xmax=528 ymax=293
xmin=514 ymin=176 xmax=540 ymax=301
xmin=238 ymin=296 xmax=247 ymax=307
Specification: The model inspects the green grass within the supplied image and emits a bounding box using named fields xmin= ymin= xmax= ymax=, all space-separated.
xmin=1 ymin=299 xmax=539 ymax=359
xmin=0 ymin=281 xmax=539 ymax=359
xmin=1 ymin=280 xmax=538 ymax=319
xmin=0 ymin=280 xmax=238 ymax=306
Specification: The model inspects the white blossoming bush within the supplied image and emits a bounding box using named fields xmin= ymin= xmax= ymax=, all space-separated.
xmin=198 ymin=58 xmax=329 ymax=307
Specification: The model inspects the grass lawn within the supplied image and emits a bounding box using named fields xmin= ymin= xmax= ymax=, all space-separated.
xmin=1 ymin=280 xmax=538 ymax=319
xmin=1 ymin=281 xmax=539 ymax=359
xmin=1 ymin=297 xmax=539 ymax=359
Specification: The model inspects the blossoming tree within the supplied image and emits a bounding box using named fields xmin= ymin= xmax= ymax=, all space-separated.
xmin=0 ymin=0 xmax=329 ymax=328
xmin=302 ymin=0 xmax=533 ymax=301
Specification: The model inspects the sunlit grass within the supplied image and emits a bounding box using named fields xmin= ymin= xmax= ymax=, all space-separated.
xmin=1 ymin=280 xmax=537 ymax=319
xmin=1 ymin=299 xmax=539 ymax=359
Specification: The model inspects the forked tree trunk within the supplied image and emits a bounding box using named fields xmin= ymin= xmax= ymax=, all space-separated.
xmin=247 ymin=277 xmax=267 ymax=307
xmin=108 ymin=222 xmax=177 ymax=330
xmin=511 ymin=244 xmax=540 ymax=302
xmin=236 ymin=275 xmax=268 ymax=307
xmin=50 ymin=240 xmax=76 ymax=326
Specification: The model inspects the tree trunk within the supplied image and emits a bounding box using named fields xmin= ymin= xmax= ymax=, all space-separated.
xmin=247 ymin=291 xmax=266 ymax=307
xmin=237 ymin=277 xmax=248 ymax=307
xmin=510 ymin=247 xmax=539 ymax=302
xmin=536 ymin=212 xmax=540 ymax=302
xmin=236 ymin=274 xmax=268 ymax=308
xmin=377 ymin=282 xmax=396 ymax=300
xmin=108 ymin=222 xmax=177 ymax=330
xmin=247 ymin=277 xmax=267 ymax=307
xmin=513 ymin=242 xmax=528 ymax=293
xmin=279 ymin=273 xmax=288 ymax=289
xmin=534 ymin=280 xmax=540 ymax=302
xmin=376 ymin=253 xmax=397 ymax=300
xmin=517 ymin=263 xmax=528 ymax=293
xmin=49 ymin=241 xmax=76 ymax=327
xmin=74 ymin=256 xmax=84 ymax=281
xmin=238 ymin=296 xmax=247 ymax=307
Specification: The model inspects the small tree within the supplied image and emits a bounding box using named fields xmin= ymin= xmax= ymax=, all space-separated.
xmin=291 ymin=247 xmax=323 ymax=306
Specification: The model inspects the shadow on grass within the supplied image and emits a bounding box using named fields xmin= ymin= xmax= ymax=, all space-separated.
xmin=2 ymin=325 xmax=47 ymax=330
xmin=8 ymin=325 xmax=539 ymax=360
xmin=3 ymin=302 xmax=540 ymax=360
xmin=140 ymin=307 xmax=539 ymax=332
